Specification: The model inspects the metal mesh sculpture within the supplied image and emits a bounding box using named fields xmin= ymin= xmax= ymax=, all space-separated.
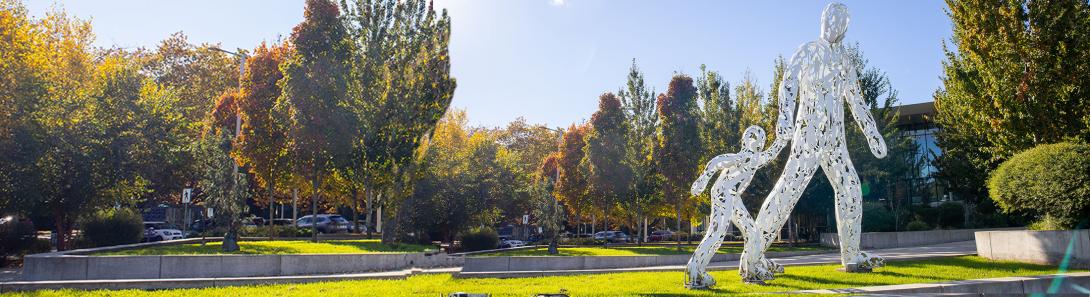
xmin=686 ymin=2 xmax=888 ymax=288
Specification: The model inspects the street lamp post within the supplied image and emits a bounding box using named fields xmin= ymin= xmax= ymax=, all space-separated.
xmin=210 ymin=47 xmax=254 ymax=238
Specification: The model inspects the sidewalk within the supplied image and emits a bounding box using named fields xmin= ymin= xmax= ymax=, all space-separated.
xmin=457 ymin=240 xmax=977 ymax=278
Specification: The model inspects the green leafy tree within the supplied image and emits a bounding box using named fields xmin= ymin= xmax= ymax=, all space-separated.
xmin=535 ymin=154 xmax=565 ymax=254
xmin=655 ymin=75 xmax=702 ymax=247
xmin=194 ymin=129 xmax=251 ymax=251
xmin=617 ymin=60 xmax=661 ymax=242
xmin=935 ymin=0 xmax=1090 ymax=208
xmin=340 ymin=0 xmax=456 ymax=243
xmin=279 ymin=0 xmax=359 ymax=242
xmin=583 ymin=93 xmax=632 ymax=232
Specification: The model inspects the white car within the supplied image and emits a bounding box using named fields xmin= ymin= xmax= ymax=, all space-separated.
xmin=144 ymin=221 xmax=185 ymax=241
xmin=500 ymin=239 xmax=526 ymax=248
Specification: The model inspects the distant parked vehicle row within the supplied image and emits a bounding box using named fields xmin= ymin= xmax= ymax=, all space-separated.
xmin=648 ymin=230 xmax=675 ymax=242
xmin=296 ymin=214 xmax=350 ymax=234
xmin=593 ymin=231 xmax=630 ymax=243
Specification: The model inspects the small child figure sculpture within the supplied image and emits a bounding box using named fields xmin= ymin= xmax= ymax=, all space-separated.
xmin=685 ymin=126 xmax=783 ymax=288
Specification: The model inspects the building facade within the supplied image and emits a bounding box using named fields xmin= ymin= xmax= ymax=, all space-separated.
xmin=893 ymin=101 xmax=955 ymax=205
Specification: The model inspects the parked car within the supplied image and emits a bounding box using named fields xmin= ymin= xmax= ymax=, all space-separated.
xmin=648 ymin=230 xmax=674 ymax=242
xmin=499 ymin=239 xmax=526 ymax=248
xmin=296 ymin=214 xmax=350 ymax=233
xmin=143 ymin=221 xmax=185 ymax=242
xmin=271 ymin=219 xmax=294 ymax=226
xmin=592 ymin=231 xmax=630 ymax=243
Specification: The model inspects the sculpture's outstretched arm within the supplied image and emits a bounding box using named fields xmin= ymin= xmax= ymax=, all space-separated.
xmin=691 ymin=153 xmax=742 ymax=196
xmin=843 ymin=58 xmax=887 ymax=158
xmin=759 ymin=47 xmax=805 ymax=163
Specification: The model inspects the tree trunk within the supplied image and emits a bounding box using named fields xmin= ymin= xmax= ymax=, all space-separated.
xmin=311 ymin=175 xmax=320 ymax=243
xmin=351 ymin=186 xmax=360 ymax=235
xmin=675 ymin=203 xmax=682 ymax=251
xmin=52 ymin=208 xmax=67 ymax=251
xmin=268 ymin=182 xmax=275 ymax=239
xmin=292 ymin=188 xmax=298 ymax=227
xmin=365 ymin=188 xmax=374 ymax=239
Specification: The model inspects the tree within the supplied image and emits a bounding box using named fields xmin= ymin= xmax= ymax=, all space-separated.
xmin=583 ymin=93 xmax=632 ymax=233
xmin=279 ymin=0 xmax=358 ymax=242
xmin=194 ymin=129 xmax=251 ymax=251
xmin=533 ymin=155 xmax=565 ymax=254
xmin=556 ymin=123 xmax=592 ymax=233
xmin=340 ymin=0 xmax=456 ymax=243
xmin=142 ymin=32 xmax=240 ymax=133
xmin=935 ymin=0 xmax=1090 ymax=207
xmin=655 ymin=75 xmax=702 ymax=248
xmin=235 ymin=42 xmax=292 ymax=238
xmin=617 ymin=60 xmax=661 ymax=243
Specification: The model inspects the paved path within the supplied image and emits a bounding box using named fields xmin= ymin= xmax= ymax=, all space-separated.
xmin=706 ymin=240 xmax=976 ymax=270
xmin=0 ymin=269 xmax=18 ymax=282
xmin=457 ymin=241 xmax=978 ymax=278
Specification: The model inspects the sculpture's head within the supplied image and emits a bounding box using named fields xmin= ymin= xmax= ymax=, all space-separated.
xmin=820 ymin=2 xmax=850 ymax=44
xmin=741 ymin=126 xmax=766 ymax=153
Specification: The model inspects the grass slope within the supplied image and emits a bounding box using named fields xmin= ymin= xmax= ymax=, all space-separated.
xmin=92 ymin=239 xmax=433 ymax=255
xmin=476 ymin=244 xmax=829 ymax=256
xmin=6 ymin=256 xmax=1080 ymax=296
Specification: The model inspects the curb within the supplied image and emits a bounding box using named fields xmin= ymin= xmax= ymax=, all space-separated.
xmin=0 ymin=269 xmax=415 ymax=293
xmin=795 ymin=271 xmax=1090 ymax=294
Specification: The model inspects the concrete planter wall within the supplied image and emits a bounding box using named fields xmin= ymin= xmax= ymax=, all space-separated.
xmin=975 ymin=229 xmax=1090 ymax=269
xmin=20 ymin=238 xmax=463 ymax=281
xmin=461 ymin=250 xmax=827 ymax=272
xmin=820 ymin=228 xmax=1017 ymax=249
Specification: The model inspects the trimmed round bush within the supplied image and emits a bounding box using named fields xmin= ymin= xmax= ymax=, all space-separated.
xmin=459 ymin=227 xmax=499 ymax=252
xmin=905 ymin=220 xmax=930 ymax=231
xmin=82 ymin=209 xmax=144 ymax=247
xmin=988 ymin=142 xmax=1090 ymax=230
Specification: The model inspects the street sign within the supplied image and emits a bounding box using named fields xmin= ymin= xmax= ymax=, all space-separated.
xmin=207 ymin=208 xmax=214 ymax=218
xmin=182 ymin=188 xmax=192 ymax=203
xmin=523 ymin=214 xmax=529 ymax=225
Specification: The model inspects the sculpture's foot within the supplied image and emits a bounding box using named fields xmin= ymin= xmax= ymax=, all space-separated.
xmin=763 ymin=257 xmax=784 ymax=274
xmin=856 ymin=251 xmax=885 ymax=270
xmin=685 ymin=272 xmax=716 ymax=289
xmin=740 ymin=260 xmax=776 ymax=284
xmin=839 ymin=251 xmax=885 ymax=272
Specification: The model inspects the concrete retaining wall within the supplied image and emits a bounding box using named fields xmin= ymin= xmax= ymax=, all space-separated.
xmin=461 ymin=250 xmax=826 ymax=272
xmin=23 ymin=252 xmax=462 ymax=281
xmin=799 ymin=272 xmax=1090 ymax=294
xmin=975 ymin=229 xmax=1090 ymax=269
xmin=820 ymin=228 xmax=1017 ymax=249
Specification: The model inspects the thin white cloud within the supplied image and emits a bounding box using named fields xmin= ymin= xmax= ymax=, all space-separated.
xmin=549 ymin=0 xmax=566 ymax=7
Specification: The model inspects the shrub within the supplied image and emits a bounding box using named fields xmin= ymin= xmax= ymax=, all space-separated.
xmin=905 ymin=220 xmax=930 ymax=231
xmin=82 ymin=209 xmax=144 ymax=247
xmin=459 ymin=227 xmax=499 ymax=252
xmin=1 ymin=219 xmax=36 ymax=257
xmin=862 ymin=202 xmax=896 ymax=232
xmin=238 ymin=225 xmax=314 ymax=238
xmin=988 ymin=142 xmax=1090 ymax=230
xmin=935 ymin=202 xmax=965 ymax=229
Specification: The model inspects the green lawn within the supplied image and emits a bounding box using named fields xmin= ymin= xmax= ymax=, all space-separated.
xmin=91 ymin=239 xmax=434 ymax=255
xmin=6 ymin=256 xmax=1079 ymax=296
xmin=475 ymin=244 xmax=830 ymax=256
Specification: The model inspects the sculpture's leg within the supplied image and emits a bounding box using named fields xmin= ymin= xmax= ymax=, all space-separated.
xmin=686 ymin=207 xmax=728 ymax=289
xmin=820 ymin=142 xmax=882 ymax=271
xmin=746 ymin=150 xmax=819 ymax=282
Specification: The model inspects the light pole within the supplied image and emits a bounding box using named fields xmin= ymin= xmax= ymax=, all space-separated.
xmin=210 ymin=47 xmax=251 ymax=237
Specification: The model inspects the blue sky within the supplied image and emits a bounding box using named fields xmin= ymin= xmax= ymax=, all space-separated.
xmin=27 ymin=1 xmax=952 ymax=128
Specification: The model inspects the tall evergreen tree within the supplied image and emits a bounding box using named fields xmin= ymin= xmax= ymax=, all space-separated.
xmin=617 ymin=60 xmax=660 ymax=242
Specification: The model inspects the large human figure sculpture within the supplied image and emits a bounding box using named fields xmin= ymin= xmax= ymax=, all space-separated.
xmin=686 ymin=2 xmax=888 ymax=288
